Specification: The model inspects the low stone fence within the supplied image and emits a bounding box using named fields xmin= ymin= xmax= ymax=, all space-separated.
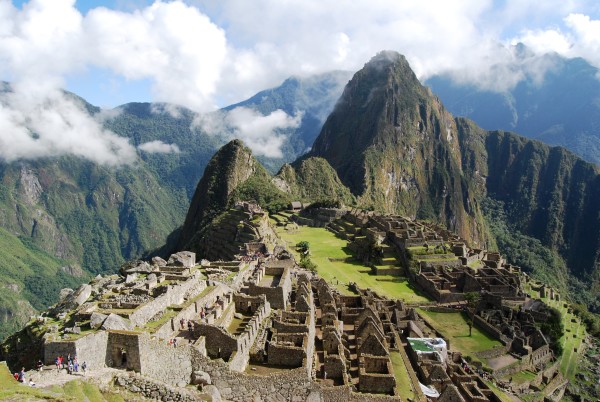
xmin=114 ymin=372 xmax=199 ymax=401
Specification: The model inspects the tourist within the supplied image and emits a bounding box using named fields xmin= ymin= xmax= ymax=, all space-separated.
xmin=81 ymin=361 xmax=87 ymax=375
xmin=73 ymin=358 xmax=79 ymax=373
xmin=180 ymin=318 xmax=185 ymax=330
xmin=36 ymin=360 xmax=43 ymax=372
xmin=55 ymin=356 xmax=60 ymax=372
xmin=68 ymin=360 xmax=74 ymax=374
xmin=18 ymin=367 xmax=25 ymax=382
xmin=28 ymin=378 xmax=36 ymax=387
xmin=187 ymin=320 xmax=193 ymax=334
xmin=173 ymin=338 xmax=178 ymax=348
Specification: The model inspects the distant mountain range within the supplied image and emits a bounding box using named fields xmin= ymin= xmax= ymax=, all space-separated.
xmin=426 ymin=49 xmax=600 ymax=165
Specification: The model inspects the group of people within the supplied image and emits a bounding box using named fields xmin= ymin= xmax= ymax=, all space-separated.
xmin=179 ymin=317 xmax=195 ymax=333
xmin=54 ymin=354 xmax=87 ymax=375
xmin=12 ymin=367 xmax=30 ymax=385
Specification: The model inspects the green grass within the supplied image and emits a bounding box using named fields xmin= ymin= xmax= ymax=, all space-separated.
xmin=483 ymin=380 xmax=517 ymax=402
xmin=525 ymin=283 xmax=587 ymax=380
xmin=276 ymin=226 xmax=430 ymax=302
xmin=506 ymin=370 xmax=537 ymax=384
xmin=0 ymin=361 xmax=121 ymax=401
xmin=390 ymin=352 xmax=415 ymax=400
xmin=417 ymin=310 xmax=501 ymax=362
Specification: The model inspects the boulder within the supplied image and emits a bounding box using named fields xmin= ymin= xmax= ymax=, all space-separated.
xmin=192 ymin=370 xmax=211 ymax=386
xmin=90 ymin=312 xmax=108 ymax=329
xmin=125 ymin=274 xmax=138 ymax=284
xmin=152 ymin=256 xmax=167 ymax=267
xmin=101 ymin=313 xmax=133 ymax=331
xmin=168 ymin=251 xmax=196 ymax=268
xmin=201 ymin=385 xmax=221 ymax=402
xmin=120 ymin=260 xmax=152 ymax=275
xmin=73 ymin=284 xmax=92 ymax=306
xmin=59 ymin=288 xmax=74 ymax=301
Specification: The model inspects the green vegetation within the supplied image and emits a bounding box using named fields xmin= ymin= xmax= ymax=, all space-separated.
xmin=231 ymin=166 xmax=291 ymax=214
xmin=277 ymin=225 xmax=429 ymax=302
xmin=417 ymin=310 xmax=502 ymax=363
xmin=0 ymin=227 xmax=82 ymax=340
xmin=0 ymin=361 xmax=129 ymax=401
xmin=295 ymin=241 xmax=310 ymax=253
xmin=276 ymin=157 xmax=355 ymax=205
xmin=389 ymin=352 xmax=415 ymax=401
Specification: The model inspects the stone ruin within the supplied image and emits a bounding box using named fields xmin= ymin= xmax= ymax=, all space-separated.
xmin=21 ymin=207 xmax=571 ymax=402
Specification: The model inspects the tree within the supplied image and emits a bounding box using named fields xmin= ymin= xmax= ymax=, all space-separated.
xmin=296 ymin=241 xmax=310 ymax=253
xmin=464 ymin=292 xmax=481 ymax=337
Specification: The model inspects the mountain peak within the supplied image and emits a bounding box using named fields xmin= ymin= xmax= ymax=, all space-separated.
xmin=177 ymin=139 xmax=257 ymax=249
xmin=310 ymin=51 xmax=485 ymax=242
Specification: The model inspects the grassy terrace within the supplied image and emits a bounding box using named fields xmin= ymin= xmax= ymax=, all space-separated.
xmin=417 ymin=309 xmax=501 ymax=366
xmin=389 ymin=352 xmax=415 ymax=401
xmin=276 ymin=225 xmax=430 ymax=303
xmin=525 ymin=283 xmax=587 ymax=380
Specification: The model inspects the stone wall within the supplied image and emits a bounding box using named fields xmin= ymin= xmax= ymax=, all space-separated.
xmin=106 ymin=331 xmax=144 ymax=371
xmin=138 ymin=333 xmax=194 ymax=386
xmin=195 ymin=324 xmax=238 ymax=360
xmin=43 ymin=331 xmax=108 ymax=369
xmin=129 ymin=274 xmax=206 ymax=327
xmin=43 ymin=339 xmax=77 ymax=365
xmin=472 ymin=315 xmax=511 ymax=345
xmin=114 ymin=372 xmax=198 ymax=401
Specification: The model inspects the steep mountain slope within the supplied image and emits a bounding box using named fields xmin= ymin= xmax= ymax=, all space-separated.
xmin=275 ymin=157 xmax=355 ymax=205
xmin=310 ymin=51 xmax=487 ymax=243
xmin=310 ymin=51 xmax=600 ymax=299
xmin=427 ymin=50 xmax=600 ymax=165
xmin=176 ymin=139 xmax=290 ymax=258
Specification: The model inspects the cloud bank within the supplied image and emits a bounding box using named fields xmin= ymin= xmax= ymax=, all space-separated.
xmin=197 ymin=107 xmax=302 ymax=158
xmin=138 ymin=140 xmax=181 ymax=154
xmin=0 ymin=0 xmax=599 ymax=163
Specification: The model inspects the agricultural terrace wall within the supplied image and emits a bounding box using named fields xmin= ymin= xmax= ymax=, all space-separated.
xmin=472 ymin=314 xmax=510 ymax=345
xmin=129 ymin=274 xmax=206 ymax=327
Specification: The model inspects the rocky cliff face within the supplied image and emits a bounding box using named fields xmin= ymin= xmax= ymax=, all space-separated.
xmin=310 ymin=51 xmax=487 ymax=243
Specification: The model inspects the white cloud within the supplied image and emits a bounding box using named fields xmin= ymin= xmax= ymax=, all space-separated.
xmin=0 ymin=87 xmax=137 ymax=165
xmin=196 ymin=107 xmax=302 ymax=158
xmin=138 ymin=140 xmax=181 ymax=154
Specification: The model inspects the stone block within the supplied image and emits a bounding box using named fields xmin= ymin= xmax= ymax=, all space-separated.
xmin=90 ymin=312 xmax=108 ymax=329
xmin=101 ymin=313 xmax=133 ymax=331
xmin=120 ymin=260 xmax=153 ymax=275
xmin=168 ymin=251 xmax=196 ymax=268
xmin=192 ymin=370 xmax=211 ymax=386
